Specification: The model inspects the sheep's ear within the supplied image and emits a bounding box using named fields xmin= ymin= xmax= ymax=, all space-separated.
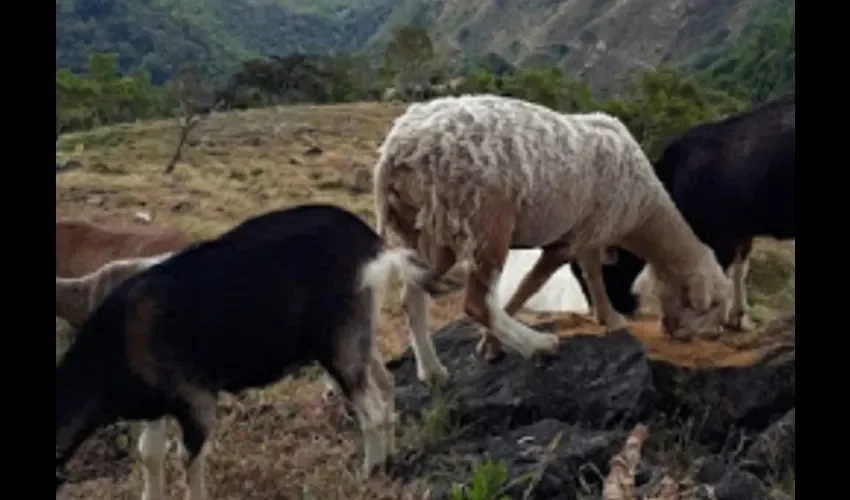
xmin=686 ymin=279 xmax=712 ymax=312
xmin=602 ymin=247 xmax=619 ymax=265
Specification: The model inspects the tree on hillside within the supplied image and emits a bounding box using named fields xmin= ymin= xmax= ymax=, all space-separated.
xmin=56 ymin=52 xmax=164 ymax=132
xmin=384 ymin=25 xmax=439 ymax=100
xmin=219 ymin=54 xmax=375 ymax=107
xmin=163 ymin=63 xmax=223 ymax=174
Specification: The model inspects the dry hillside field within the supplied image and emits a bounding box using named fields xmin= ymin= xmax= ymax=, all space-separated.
xmin=56 ymin=102 xmax=795 ymax=500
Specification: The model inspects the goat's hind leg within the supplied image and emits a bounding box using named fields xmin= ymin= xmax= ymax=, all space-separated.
xmin=370 ymin=351 xmax=396 ymax=456
xmin=327 ymin=310 xmax=393 ymax=476
xmin=328 ymin=360 xmax=391 ymax=478
xmin=576 ymin=250 xmax=628 ymax=332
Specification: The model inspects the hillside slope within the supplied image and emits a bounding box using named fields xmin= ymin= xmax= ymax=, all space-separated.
xmin=363 ymin=0 xmax=784 ymax=93
xmin=56 ymin=0 xmax=793 ymax=93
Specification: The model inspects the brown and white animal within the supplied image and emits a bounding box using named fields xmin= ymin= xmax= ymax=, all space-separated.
xmin=56 ymin=204 xmax=453 ymax=500
xmin=56 ymin=253 xmax=177 ymax=330
xmin=373 ymin=94 xmax=733 ymax=385
xmin=56 ymin=218 xmax=193 ymax=278
xmin=55 ymin=218 xmax=193 ymax=329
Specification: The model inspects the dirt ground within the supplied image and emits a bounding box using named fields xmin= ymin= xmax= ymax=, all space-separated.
xmin=56 ymin=102 xmax=795 ymax=499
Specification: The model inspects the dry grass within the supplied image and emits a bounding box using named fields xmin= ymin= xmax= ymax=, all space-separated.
xmin=56 ymin=102 xmax=795 ymax=499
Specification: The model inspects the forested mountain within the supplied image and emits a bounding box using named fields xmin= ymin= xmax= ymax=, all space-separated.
xmin=56 ymin=0 xmax=794 ymax=96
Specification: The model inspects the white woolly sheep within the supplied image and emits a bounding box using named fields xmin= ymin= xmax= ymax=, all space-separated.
xmin=581 ymin=94 xmax=795 ymax=331
xmin=56 ymin=204 xmax=454 ymax=499
xmin=373 ymin=94 xmax=734 ymax=383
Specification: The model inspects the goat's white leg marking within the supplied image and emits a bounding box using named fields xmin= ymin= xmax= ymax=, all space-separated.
xmin=370 ymin=353 xmax=397 ymax=456
xmin=403 ymin=283 xmax=449 ymax=385
xmin=183 ymin=443 xmax=210 ymax=500
xmin=139 ymin=418 xmax=168 ymax=500
xmin=321 ymin=376 xmax=341 ymax=402
xmin=483 ymin=274 xmax=560 ymax=358
xmin=577 ymin=251 xmax=628 ymax=331
xmin=350 ymin=374 xmax=389 ymax=477
xmin=727 ymin=250 xmax=753 ymax=331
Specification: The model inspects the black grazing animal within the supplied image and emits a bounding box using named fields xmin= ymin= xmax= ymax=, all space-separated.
xmin=571 ymin=94 xmax=795 ymax=331
xmin=55 ymin=204 xmax=452 ymax=500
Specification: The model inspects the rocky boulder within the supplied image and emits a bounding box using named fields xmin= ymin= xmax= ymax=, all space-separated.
xmin=388 ymin=315 xmax=796 ymax=499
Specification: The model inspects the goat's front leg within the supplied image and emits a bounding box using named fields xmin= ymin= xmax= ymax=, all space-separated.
xmin=725 ymin=240 xmax=755 ymax=331
xmin=577 ymin=250 xmax=628 ymax=332
xmin=138 ymin=418 xmax=169 ymax=500
xmin=174 ymin=389 xmax=217 ymax=500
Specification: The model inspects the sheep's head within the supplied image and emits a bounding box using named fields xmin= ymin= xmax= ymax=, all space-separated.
xmin=635 ymin=254 xmax=733 ymax=339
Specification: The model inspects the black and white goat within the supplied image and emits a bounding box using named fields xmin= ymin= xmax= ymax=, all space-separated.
xmin=571 ymin=94 xmax=795 ymax=331
xmin=56 ymin=203 xmax=449 ymax=500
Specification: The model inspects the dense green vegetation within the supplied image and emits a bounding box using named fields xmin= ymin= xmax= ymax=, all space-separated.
xmin=693 ymin=0 xmax=795 ymax=103
xmin=56 ymin=0 xmax=392 ymax=84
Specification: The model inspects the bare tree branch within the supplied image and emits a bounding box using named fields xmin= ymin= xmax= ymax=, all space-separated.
xmin=163 ymin=64 xmax=226 ymax=174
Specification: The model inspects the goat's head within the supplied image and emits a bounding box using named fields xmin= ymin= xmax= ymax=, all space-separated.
xmin=635 ymin=252 xmax=732 ymax=339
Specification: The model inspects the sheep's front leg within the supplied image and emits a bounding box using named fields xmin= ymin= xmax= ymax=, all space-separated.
xmin=138 ymin=418 xmax=168 ymax=500
xmin=577 ymin=250 xmax=628 ymax=332
xmin=726 ymin=240 xmax=754 ymax=331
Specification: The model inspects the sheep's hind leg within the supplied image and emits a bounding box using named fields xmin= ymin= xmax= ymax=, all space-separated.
xmin=577 ymin=250 xmax=628 ymax=332
xmin=725 ymin=240 xmax=755 ymax=332
xmin=465 ymin=240 xmax=559 ymax=359
xmin=479 ymin=246 xmax=570 ymax=362
xmin=402 ymin=245 xmax=456 ymax=386
xmin=138 ymin=418 xmax=168 ymax=500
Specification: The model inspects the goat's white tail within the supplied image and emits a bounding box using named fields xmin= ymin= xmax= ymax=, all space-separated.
xmin=360 ymin=248 xmax=462 ymax=297
xmin=361 ymin=249 xmax=426 ymax=293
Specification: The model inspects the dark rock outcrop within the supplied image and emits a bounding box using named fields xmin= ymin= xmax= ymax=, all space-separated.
xmin=390 ymin=320 xmax=655 ymax=438
xmin=388 ymin=316 xmax=796 ymax=499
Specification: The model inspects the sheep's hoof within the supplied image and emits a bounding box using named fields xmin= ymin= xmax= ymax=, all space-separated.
xmin=601 ymin=312 xmax=629 ymax=333
xmin=361 ymin=461 xmax=386 ymax=480
xmin=535 ymin=333 xmax=561 ymax=356
xmin=475 ymin=336 xmax=506 ymax=364
xmin=669 ymin=330 xmax=697 ymax=342
xmin=725 ymin=313 xmax=754 ymax=332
